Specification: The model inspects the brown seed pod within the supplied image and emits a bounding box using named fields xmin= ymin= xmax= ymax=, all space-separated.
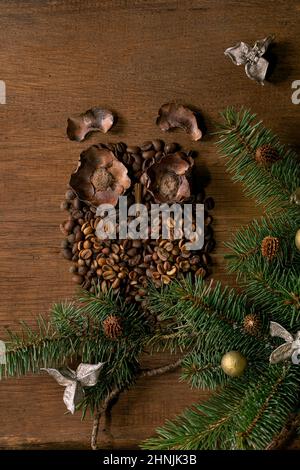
xmin=255 ymin=144 xmax=281 ymax=166
xmin=156 ymin=103 xmax=202 ymax=141
xmin=140 ymin=151 xmax=194 ymax=204
xmin=102 ymin=315 xmax=123 ymax=340
xmin=67 ymin=107 xmax=115 ymax=142
xmin=243 ymin=313 xmax=262 ymax=335
xmin=261 ymin=236 xmax=280 ymax=260
xmin=70 ymin=146 xmax=131 ymax=207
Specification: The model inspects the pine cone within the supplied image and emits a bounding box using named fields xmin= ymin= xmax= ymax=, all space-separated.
xmin=103 ymin=315 xmax=123 ymax=340
xmin=255 ymin=144 xmax=281 ymax=166
xmin=243 ymin=313 xmax=261 ymax=335
xmin=261 ymin=236 xmax=280 ymax=260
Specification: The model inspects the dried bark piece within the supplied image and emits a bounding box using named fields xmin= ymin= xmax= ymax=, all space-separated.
xmin=156 ymin=103 xmax=202 ymax=141
xmin=67 ymin=107 xmax=115 ymax=142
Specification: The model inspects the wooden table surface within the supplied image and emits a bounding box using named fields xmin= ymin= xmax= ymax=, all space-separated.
xmin=0 ymin=0 xmax=299 ymax=449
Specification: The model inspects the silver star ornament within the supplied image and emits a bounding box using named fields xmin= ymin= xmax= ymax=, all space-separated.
xmin=225 ymin=35 xmax=274 ymax=85
xmin=42 ymin=362 xmax=105 ymax=414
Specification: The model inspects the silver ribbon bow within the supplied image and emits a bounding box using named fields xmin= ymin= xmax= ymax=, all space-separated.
xmin=269 ymin=322 xmax=300 ymax=365
xmin=225 ymin=35 xmax=274 ymax=85
xmin=42 ymin=362 xmax=104 ymax=414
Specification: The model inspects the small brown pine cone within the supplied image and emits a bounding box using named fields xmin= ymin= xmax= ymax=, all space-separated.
xmin=243 ymin=313 xmax=261 ymax=335
xmin=103 ymin=315 xmax=123 ymax=340
xmin=255 ymin=144 xmax=281 ymax=166
xmin=261 ymin=236 xmax=280 ymax=260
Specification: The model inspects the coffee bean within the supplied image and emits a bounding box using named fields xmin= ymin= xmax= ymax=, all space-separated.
xmin=65 ymin=189 xmax=75 ymax=201
xmin=165 ymin=142 xmax=178 ymax=154
xmin=66 ymin=219 xmax=75 ymax=233
xmin=127 ymin=248 xmax=138 ymax=257
xmin=80 ymin=248 xmax=92 ymax=260
xmin=142 ymin=150 xmax=156 ymax=160
xmin=60 ymin=200 xmax=69 ymax=211
xmin=106 ymin=143 xmax=115 ymax=151
xmin=83 ymin=240 xmax=92 ymax=249
xmin=67 ymin=233 xmax=75 ymax=244
xmin=116 ymin=142 xmax=127 ymax=154
xmin=161 ymin=275 xmax=171 ymax=285
xmin=62 ymin=248 xmax=72 ymax=260
xmin=204 ymin=225 xmax=213 ymax=240
xmin=73 ymin=198 xmax=82 ymax=210
xmin=101 ymin=280 xmax=108 ymax=293
xmin=205 ymin=240 xmax=216 ymax=253
xmin=204 ymin=197 xmax=215 ymax=211
xmin=132 ymin=240 xmax=142 ymax=249
xmin=201 ymin=253 xmax=211 ymax=266
xmin=72 ymin=210 xmax=83 ymax=220
xmin=72 ymin=274 xmax=83 ymax=284
xmin=152 ymin=139 xmax=164 ymax=151
xmin=166 ymin=266 xmax=177 ymax=277
xmin=196 ymin=191 xmax=205 ymax=203
xmin=112 ymin=278 xmax=121 ymax=289
xmin=157 ymin=248 xmax=169 ymax=262
xmin=127 ymin=146 xmax=140 ymax=154
xmin=61 ymin=239 xmax=69 ymax=249
xmin=195 ymin=267 xmax=206 ymax=278
xmin=75 ymin=231 xmax=83 ymax=242
xmin=78 ymin=266 xmax=88 ymax=275
xmin=141 ymin=141 xmax=153 ymax=151
xmin=205 ymin=214 xmax=213 ymax=226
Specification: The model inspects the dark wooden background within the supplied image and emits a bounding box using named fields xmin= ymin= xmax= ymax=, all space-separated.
xmin=0 ymin=0 xmax=299 ymax=449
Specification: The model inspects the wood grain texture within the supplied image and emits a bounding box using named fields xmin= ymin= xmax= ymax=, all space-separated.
xmin=0 ymin=0 xmax=299 ymax=449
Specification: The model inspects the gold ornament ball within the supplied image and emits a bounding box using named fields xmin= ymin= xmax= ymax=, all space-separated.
xmin=295 ymin=229 xmax=300 ymax=252
xmin=221 ymin=351 xmax=247 ymax=377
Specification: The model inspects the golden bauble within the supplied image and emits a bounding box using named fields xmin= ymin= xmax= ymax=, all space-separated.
xmin=221 ymin=351 xmax=247 ymax=377
xmin=295 ymin=229 xmax=300 ymax=252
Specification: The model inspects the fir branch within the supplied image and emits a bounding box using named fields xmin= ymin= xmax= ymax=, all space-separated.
xmin=216 ymin=108 xmax=300 ymax=212
xmin=225 ymin=210 xmax=300 ymax=274
xmin=142 ymin=366 xmax=300 ymax=450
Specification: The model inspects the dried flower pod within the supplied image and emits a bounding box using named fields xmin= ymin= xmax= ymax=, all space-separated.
xmin=156 ymin=103 xmax=202 ymax=141
xmin=243 ymin=313 xmax=261 ymax=335
xmin=103 ymin=315 xmax=123 ymax=340
xmin=140 ymin=151 xmax=194 ymax=203
xmin=255 ymin=144 xmax=281 ymax=166
xmin=70 ymin=145 xmax=131 ymax=207
xmin=261 ymin=236 xmax=279 ymax=260
xmin=67 ymin=107 xmax=115 ymax=142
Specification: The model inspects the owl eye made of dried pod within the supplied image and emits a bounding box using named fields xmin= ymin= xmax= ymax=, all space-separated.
xmin=69 ymin=145 xmax=131 ymax=207
xmin=67 ymin=107 xmax=115 ymax=142
xmin=140 ymin=151 xmax=194 ymax=203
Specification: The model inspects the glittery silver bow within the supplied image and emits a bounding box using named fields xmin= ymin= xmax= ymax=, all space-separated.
xmin=269 ymin=322 xmax=300 ymax=365
xmin=42 ymin=362 xmax=104 ymax=414
xmin=225 ymin=35 xmax=274 ymax=85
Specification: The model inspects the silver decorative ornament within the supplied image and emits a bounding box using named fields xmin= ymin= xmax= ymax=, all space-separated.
xmin=42 ymin=362 xmax=104 ymax=414
xmin=225 ymin=35 xmax=274 ymax=85
xmin=269 ymin=321 xmax=300 ymax=365
xmin=290 ymin=187 xmax=300 ymax=205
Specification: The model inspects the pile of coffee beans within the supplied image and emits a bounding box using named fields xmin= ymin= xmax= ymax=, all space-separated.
xmin=60 ymin=141 xmax=215 ymax=304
